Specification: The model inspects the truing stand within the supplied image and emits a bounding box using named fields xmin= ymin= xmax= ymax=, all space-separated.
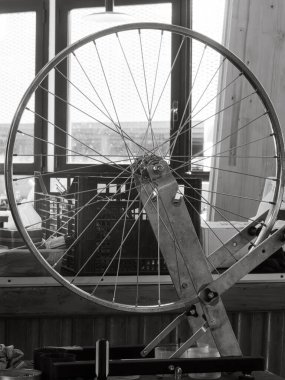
xmin=133 ymin=156 xmax=285 ymax=360
xmin=33 ymin=158 xmax=285 ymax=380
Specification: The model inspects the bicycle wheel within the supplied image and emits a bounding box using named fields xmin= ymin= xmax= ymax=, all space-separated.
xmin=5 ymin=23 xmax=285 ymax=313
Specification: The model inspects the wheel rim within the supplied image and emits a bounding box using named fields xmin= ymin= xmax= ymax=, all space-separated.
xmin=5 ymin=22 xmax=285 ymax=313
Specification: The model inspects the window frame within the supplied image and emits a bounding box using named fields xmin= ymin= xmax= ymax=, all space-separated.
xmin=0 ymin=0 xmax=49 ymax=175
xmin=53 ymin=0 xmax=193 ymax=176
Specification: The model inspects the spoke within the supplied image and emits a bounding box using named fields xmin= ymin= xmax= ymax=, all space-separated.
xmin=13 ymin=154 xmax=132 ymax=159
xmin=39 ymin=85 xmax=150 ymax=156
xmin=172 ymin=133 xmax=274 ymax=175
xmin=178 ymin=189 xmax=225 ymax=274
xmin=31 ymin=167 xmax=134 ymax=244
xmin=150 ymin=35 xmax=186 ymax=121
xmin=16 ymin=129 xmax=129 ymax=174
xmin=135 ymin=196 xmax=142 ymax=306
xmin=149 ymin=30 xmax=163 ymax=115
xmin=169 ymin=154 xmax=277 ymax=171
xmin=25 ymin=106 xmax=129 ymax=171
xmin=13 ymin=163 xmax=129 ymax=184
xmin=138 ymin=29 xmax=163 ymax=156
xmin=41 ymin=226 xmax=66 ymax=236
xmin=190 ymin=112 xmax=268 ymax=162
xmin=173 ymin=168 xmax=256 ymax=241
xmin=191 ymin=57 xmax=226 ymax=115
xmin=55 ymin=66 xmax=121 ymax=133
xmin=91 ymin=191 xmax=150 ymax=295
xmin=168 ymin=44 xmax=207 ymax=158
xmin=157 ymin=184 xmax=161 ymax=305
xmin=93 ymin=41 xmax=134 ymax=163
xmin=32 ymin=183 xmax=137 ymax=234
xmin=177 ymin=91 xmax=258 ymax=148
xmin=192 ymin=154 xmax=277 ymax=160
xmin=113 ymin=176 xmax=134 ymax=302
xmin=52 ymin=170 xmax=135 ymax=269
xmin=183 ymin=185 xmax=276 ymax=205
xmin=116 ymin=33 xmax=149 ymax=120
xmin=191 ymin=73 xmax=243 ymax=120
xmin=71 ymin=51 xmax=117 ymax=124
xmin=139 ymin=29 xmax=151 ymax=115
xmin=183 ymin=191 xmax=262 ymax=224
xmin=41 ymin=181 xmax=135 ymax=244
xmin=168 ymin=71 xmax=242 ymax=158
xmin=147 ymin=90 xmax=258 ymax=157
xmin=191 ymin=162 xmax=274 ymax=181
xmin=70 ymin=191 xmax=141 ymax=282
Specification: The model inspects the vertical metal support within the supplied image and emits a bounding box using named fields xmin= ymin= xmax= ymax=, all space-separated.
xmin=135 ymin=158 xmax=241 ymax=357
xmin=96 ymin=339 xmax=109 ymax=380
xmin=105 ymin=0 xmax=114 ymax=12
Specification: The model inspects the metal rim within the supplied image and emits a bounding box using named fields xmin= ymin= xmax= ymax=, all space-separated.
xmin=5 ymin=22 xmax=285 ymax=313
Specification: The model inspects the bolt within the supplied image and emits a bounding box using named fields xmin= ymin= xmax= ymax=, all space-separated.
xmin=168 ymin=365 xmax=175 ymax=371
xmin=233 ymin=241 xmax=237 ymax=247
xmin=151 ymin=189 xmax=158 ymax=201
xmin=173 ymin=192 xmax=182 ymax=205
xmin=208 ymin=291 xmax=215 ymax=299
xmin=181 ymin=282 xmax=188 ymax=289
xmin=153 ymin=163 xmax=164 ymax=173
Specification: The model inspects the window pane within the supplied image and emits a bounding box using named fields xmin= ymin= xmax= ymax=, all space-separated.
xmin=191 ymin=0 xmax=226 ymax=171
xmin=0 ymin=12 xmax=36 ymax=163
xmin=67 ymin=4 xmax=172 ymax=164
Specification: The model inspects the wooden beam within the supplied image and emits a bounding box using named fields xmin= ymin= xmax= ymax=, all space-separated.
xmin=1 ymin=280 xmax=285 ymax=316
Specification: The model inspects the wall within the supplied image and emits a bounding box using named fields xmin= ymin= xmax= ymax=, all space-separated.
xmin=209 ymin=0 xmax=285 ymax=221
xmin=1 ymin=281 xmax=285 ymax=376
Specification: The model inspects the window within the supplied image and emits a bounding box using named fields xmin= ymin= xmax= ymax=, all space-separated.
xmin=53 ymin=0 xmax=183 ymax=172
xmin=67 ymin=3 xmax=173 ymax=165
xmin=0 ymin=0 xmax=48 ymax=201
xmin=3 ymin=1 xmax=230 ymax=278
xmin=191 ymin=0 xmax=226 ymax=172
xmin=51 ymin=0 xmax=227 ymax=176
xmin=0 ymin=11 xmax=36 ymax=164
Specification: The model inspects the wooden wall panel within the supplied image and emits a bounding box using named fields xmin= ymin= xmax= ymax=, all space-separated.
xmin=210 ymin=0 xmax=285 ymax=221
xmin=39 ymin=318 xmax=72 ymax=347
xmin=0 ymin=319 xmax=6 ymax=344
xmin=250 ymin=312 xmax=267 ymax=357
xmin=1 ymin=311 xmax=285 ymax=376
